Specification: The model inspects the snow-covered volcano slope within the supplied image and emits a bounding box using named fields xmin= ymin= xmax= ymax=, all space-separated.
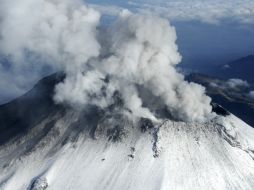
xmin=0 ymin=74 xmax=254 ymax=190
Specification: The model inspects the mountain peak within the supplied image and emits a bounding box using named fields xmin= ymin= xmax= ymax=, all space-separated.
xmin=0 ymin=73 xmax=254 ymax=189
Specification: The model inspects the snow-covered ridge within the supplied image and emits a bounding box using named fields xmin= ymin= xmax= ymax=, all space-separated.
xmin=0 ymin=108 xmax=254 ymax=190
xmin=0 ymin=74 xmax=254 ymax=190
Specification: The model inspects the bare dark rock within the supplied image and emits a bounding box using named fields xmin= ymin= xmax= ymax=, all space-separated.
xmin=107 ymin=125 xmax=126 ymax=142
xmin=30 ymin=177 xmax=48 ymax=190
xmin=128 ymin=147 xmax=135 ymax=160
xmin=211 ymin=103 xmax=230 ymax=116
xmin=128 ymin=154 xmax=134 ymax=159
xmin=140 ymin=118 xmax=154 ymax=133
xmin=152 ymin=125 xmax=163 ymax=158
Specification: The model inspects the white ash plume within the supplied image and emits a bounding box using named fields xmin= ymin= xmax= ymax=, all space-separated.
xmin=55 ymin=11 xmax=212 ymax=122
xmin=0 ymin=0 xmax=212 ymax=122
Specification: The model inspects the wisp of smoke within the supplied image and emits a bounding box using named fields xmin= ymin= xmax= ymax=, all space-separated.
xmin=0 ymin=0 xmax=213 ymax=122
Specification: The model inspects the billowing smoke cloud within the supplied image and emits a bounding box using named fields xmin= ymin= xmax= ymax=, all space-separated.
xmin=54 ymin=10 xmax=212 ymax=122
xmin=0 ymin=0 xmax=212 ymax=122
xmin=0 ymin=0 xmax=100 ymax=70
xmin=0 ymin=0 xmax=101 ymax=103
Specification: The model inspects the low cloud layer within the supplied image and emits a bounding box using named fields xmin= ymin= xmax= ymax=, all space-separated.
xmin=210 ymin=78 xmax=250 ymax=90
xmin=0 ymin=0 xmax=212 ymax=122
xmin=226 ymin=79 xmax=249 ymax=89
xmin=88 ymin=0 xmax=254 ymax=24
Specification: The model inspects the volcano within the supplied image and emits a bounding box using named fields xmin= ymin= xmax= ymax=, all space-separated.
xmin=0 ymin=73 xmax=254 ymax=190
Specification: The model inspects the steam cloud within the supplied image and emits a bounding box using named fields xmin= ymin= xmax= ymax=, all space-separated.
xmin=0 ymin=0 xmax=212 ymax=122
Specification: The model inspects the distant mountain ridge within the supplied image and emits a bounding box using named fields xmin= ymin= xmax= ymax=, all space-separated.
xmin=220 ymin=55 xmax=254 ymax=82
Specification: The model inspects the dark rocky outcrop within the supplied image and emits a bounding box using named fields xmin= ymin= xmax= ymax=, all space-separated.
xmin=30 ymin=177 xmax=48 ymax=190
xmin=107 ymin=125 xmax=126 ymax=142
xmin=139 ymin=118 xmax=154 ymax=133
xmin=211 ymin=103 xmax=230 ymax=116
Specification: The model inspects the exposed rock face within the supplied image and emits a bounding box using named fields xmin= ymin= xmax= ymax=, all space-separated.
xmin=30 ymin=177 xmax=48 ymax=190
xmin=139 ymin=118 xmax=154 ymax=133
xmin=211 ymin=103 xmax=230 ymax=116
xmin=107 ymin=125 xmax=127 ymax=142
